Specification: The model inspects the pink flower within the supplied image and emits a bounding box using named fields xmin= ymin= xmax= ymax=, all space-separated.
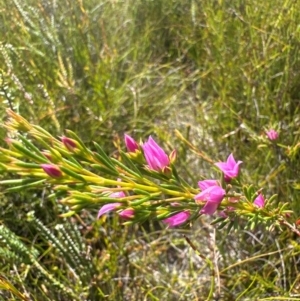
xmin=124 ymin=134 xmax=139 ymax=152
xmin=119 ymin=208 xmax=135 ymax=219
xmin=142 ymin=136 xmax=170 ymax=171
xmin=215 ymin=153 xmax=242 ymax=181
xmin=253 ymin=194 xmax=265 ymax=208
xmin=195 ymin=180 xmax=226 ymax=215
xmin=266 ymin=129 xmax=279 ymax=141
xmin=97 ymin=203 xmax=121 ymax=218
xmin=97 ymin=184 xmax=127 ymax=218
xmin=97 ymin=203 xmax=134 ymax=219
xmin=109 ymin=191 xmax=126 ymax=198
xmin=41 ymin=164 xmax=62 ymax=178
xmin=198 ymin=180 xmax=220 ymax=190
xmin=163 ymin=211 xmax=190 ymax=227
xmin=61 ymin=136 xmax=77 ymax=151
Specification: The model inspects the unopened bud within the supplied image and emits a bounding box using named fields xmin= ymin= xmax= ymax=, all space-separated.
xmin=42 ymin=151 xmax=52 ymax=161
xmin=169 ymin=149 xmax=177 ymax=163
xmin=61 ymin=136 xmax=78 ymax=151
xmin=41 ymin=164 xmax=62 ymax=178
xmin=124 ymin=134 xmax=139 ymax=152
xmin=119 ymin=208 xmax=134 ymax=219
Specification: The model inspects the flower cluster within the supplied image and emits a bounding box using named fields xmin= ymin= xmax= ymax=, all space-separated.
xmin=2 ymin=111 xmax=285 ymax=235
xmin=96 ymin=135 xmax=265 ymax=227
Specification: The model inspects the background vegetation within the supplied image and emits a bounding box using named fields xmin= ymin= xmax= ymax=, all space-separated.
xmin=0 ymin=0 xmax=300 ymax=300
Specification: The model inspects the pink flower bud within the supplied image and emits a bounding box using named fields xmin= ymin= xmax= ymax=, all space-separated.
xmin=119 ymin=208 xmax=134 ymax=219
xmin=41 ymin=164 xmax=62 ymax=178
xmin=169 ymin=149 xmax=177 ymax=164
xmin=42 ymin=151 xmax=52 ymax=161
xmin=142 ymin=136 xmax=170 ymax=171
xmin=61 ymin=136 xmax=77 ymax=151
xmin=124 ymin=134 xmax=139 ymax=152
xmin=266 ymin=129 xmax=279 ymax=141
xmin=163 ymin=211 xmax=190 ymax=227
xmin=215 ymin=153 xmax=242 ymax=181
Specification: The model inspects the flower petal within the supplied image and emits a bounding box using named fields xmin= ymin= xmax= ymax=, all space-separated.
xmin=97 ymin=203 xmax=121 ymax=218
xmin=215 ymin=153 xmax=242 ymax=179
xmin=198 ymin=180 xmax=219 ymax=190
xmin=119 ymin=208 xmax=134 ymax=219
xmin=109 ymin=191 xmax=126 ymax=198
xmin=201 ymin=201 xmax=220 ymax=215
xmin=163 ymin=211 xmax=190 ymax=227
xmin=194 ymin=186 xmax=225 ymax=203
xmin=124 ymin=134 xmax=139 ymax=152
xmin=254 ymin=194 xmax=265 ymax=208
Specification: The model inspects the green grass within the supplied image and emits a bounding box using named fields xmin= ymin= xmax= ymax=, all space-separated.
xmin=0 ymin=0 xmax=300 ymax=300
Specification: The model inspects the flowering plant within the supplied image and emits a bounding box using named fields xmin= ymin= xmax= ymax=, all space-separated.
xmin=0 ymin=110 xmax=298 ymax=235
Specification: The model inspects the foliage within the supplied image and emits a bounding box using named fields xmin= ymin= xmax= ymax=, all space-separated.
xmin=0 ymin=0 xmax=300 ymax=300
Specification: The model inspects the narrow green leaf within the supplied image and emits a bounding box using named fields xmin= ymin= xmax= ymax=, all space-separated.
xmin=11 ymin=142 xmax=47 ymax=163
xmin=111 ymin=157 xmax=141 ymax=179
xmin=132 ymin=189 xmax=151 ymax=196
xmin=211 ymin=217 xmax=227 ymax=225
xmin=131 ymin=195 xmax=153 ymax=206
xmin=0 ymin=178 xmax=37 ymax=185
xmin=65 ymin=129 xmax=89 ymax=151
xmin=17 ymin=135 xmax=49 ymax=163
xmin=5 ymin=179 xmax=47 ymax=192
xmin=90 ymin=163 xmax=119 ymax=177
xmin=59 ymin=166 xmax=86 ymax=182
xmin=93 ymin=142 xmax=116 ymax=170
xmin=14 ymin=162 xmax=41 ymax=169
xmin=171 ymin=163 xmax=181 ymax=184
xmin=62 ymin=158 xmax=82 ymax=169
xmin=119 ymin=151 xmax=143 ymax=177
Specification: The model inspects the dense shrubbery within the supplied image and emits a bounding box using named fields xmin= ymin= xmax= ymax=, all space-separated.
xmin=0 ymin=0 xmax=300 ymax=300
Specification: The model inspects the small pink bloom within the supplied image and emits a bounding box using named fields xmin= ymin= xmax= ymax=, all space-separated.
xmin=119 ymin=208 xmax=134 ymax=219
xmin=215 ymin=153 xmax=242 ymax=181
xmin=142 ymin=136 xmax=170 ymax=171
xmin=124 ymin=134 xmax=139 ymax=152
xmin=61 ymin=136 xmax=77 ymax=151
xmin=266 ymin=129 xmax=279 ymax=141
xmin=198 ymin=180 xmax=220 ymax=190
xmin=163 ymin=211 xmax=190 ymax=227
xmin=109 ymin=191 xmax=126 ymax=198
xmin=195 ymin=180 xmax=226 ymax=215
xmin=97 ymin=203 xmax=121 ymax=218
xmin=98 ymin=182 xmax=126 ymax=218
xmin=41 ymin=164 xmax=62 ymax=178
xmin=253 ymin=194 xmax=265 ymax=208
